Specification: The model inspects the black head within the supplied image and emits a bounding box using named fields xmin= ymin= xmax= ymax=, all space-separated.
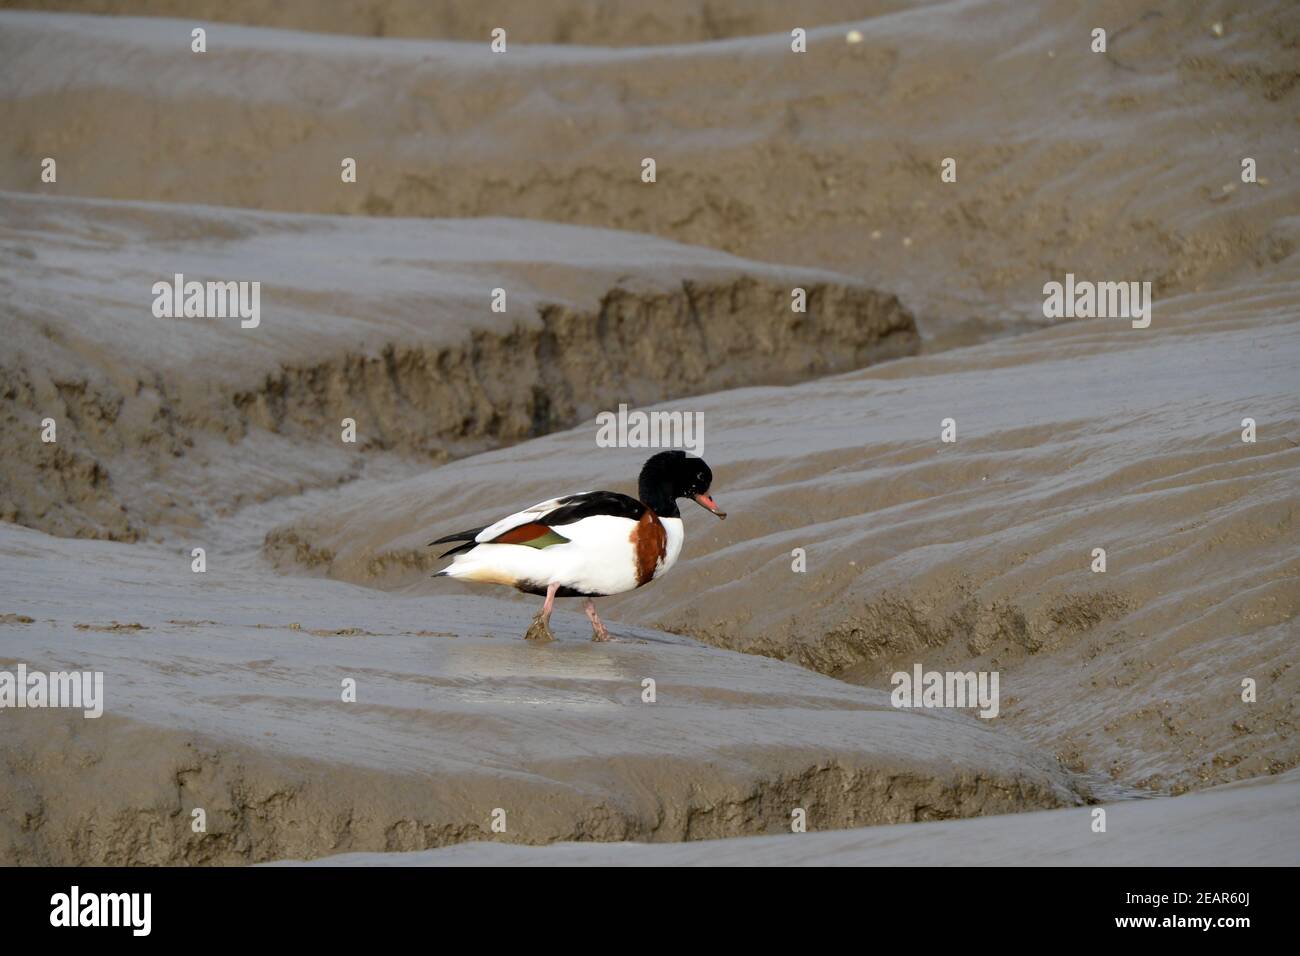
xmin=637 ymin=451 xmax=726 ymax=520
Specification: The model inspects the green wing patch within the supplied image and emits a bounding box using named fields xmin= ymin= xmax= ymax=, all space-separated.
xmin=519 ymin=528 xmax=570 ymax=549
xmin=492 ymin=522 xmax=571 ymax=549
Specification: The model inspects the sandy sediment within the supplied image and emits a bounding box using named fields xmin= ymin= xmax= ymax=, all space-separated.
xmin=279 ymin=768 xmax=1300 ymax=866
xmin=0 ymin=192 xmax=915 ymax=541
xmin=0 ymin=0 xmax=919 ymax=45
xmin=268 ymin=272 xmax=1300 ymax=795
xmin=1 ymin=1 xmax=1297 ymax=866
xmin=2 ymin=5 xmax=1296 ymax=338
xmin=0 ymin=523 xmax=1083 ymax=865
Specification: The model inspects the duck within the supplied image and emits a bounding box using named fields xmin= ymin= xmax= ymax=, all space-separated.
xmin=430 ymin=450 xmax=725 ymax=642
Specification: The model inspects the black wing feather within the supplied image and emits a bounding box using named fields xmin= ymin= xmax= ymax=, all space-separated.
xmin=537 ymin=491 xmax=645 ymax=526
xmin=437 ymin=540 xmax=481 ymax=559
xmin=428 ymin=526 xmax=487 ymax=547
xmin=428 ymin=491 xmax=643 ymax=560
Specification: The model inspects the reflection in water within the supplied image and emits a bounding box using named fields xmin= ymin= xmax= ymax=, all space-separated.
xmin=435 ymin=638 xmax=646 ymax=692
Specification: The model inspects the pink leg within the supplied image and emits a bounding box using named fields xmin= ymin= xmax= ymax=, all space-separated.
xmin=525 ymin=583 xmax=560 ymax=642
xmin=583 ymin=598 xmax=611 ymax=643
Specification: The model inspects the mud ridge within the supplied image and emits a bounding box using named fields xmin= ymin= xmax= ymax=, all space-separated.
xmin=1 ymin=276 xmax=917 ymax=541
xmin=690 ymin=583 xmax=1134 ymax=679
xmin=1 ymin=711 xmax=1080 ymax=865
xmin=3 ymin=7 xmax=1295 ymax=335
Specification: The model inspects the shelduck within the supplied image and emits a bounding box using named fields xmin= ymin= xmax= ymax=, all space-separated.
xmin=430 ymin=450 xmax=725 ymax=642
